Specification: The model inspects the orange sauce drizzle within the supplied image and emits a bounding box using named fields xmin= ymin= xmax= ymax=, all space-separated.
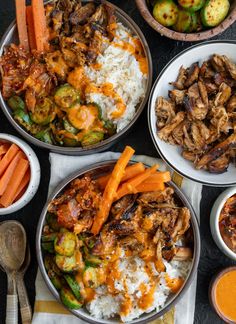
xmin=165 ymin=274 xmax=184 ymax=294
xmin=137 ymin=282 xmax=156 ymax=310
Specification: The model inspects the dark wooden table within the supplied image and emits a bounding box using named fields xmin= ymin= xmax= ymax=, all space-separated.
xmin=0 ymin=1 xmax=236 ymax=323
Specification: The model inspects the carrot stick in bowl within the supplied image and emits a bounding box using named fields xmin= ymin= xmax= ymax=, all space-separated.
xmin=97 ymin=162 xmax=145 ymax=189
xmin=32 ymin=0 xmax=49 ymax=52
xmin=0 ymin=144 xmax=19 ymax=177
xmin=13 ymin=169 xmax=31 ymax=203
xmin=15 ymin=0 xmax=29 ymax=50
xmin=115 ymin=164 xmax=158 ymax=201
xmin=26 ymin=6 xmax=37 ymax=51
xmin=0 ymin=158 xmax=29 ymax=207
xmin=91 ymin=146 xmax=135 ymax=235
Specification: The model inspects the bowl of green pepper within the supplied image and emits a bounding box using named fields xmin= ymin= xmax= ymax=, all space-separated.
xmin=136 ymin=0 xmax=236 ymax=41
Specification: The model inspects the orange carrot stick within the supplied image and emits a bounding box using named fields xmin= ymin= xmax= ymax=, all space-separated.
xmin=0 ymin=144 xmax=19 ymax=178
xmin=15 ymin=0 xmax=29 ymax=50
xmin=12 ymin=169 xmax=30 ymax=202
xmin=26 ymin=6 xmax=37 ymax=51
xmin=0 ymin=158 xmax=29 ymax=207
xmin=0 ymin=144 xmax=10 ymax=157
xmin=32 ymin=0 xmax=49 ymax=52
xmin=135 ymin=182 xmax=165 ymax=193
xmin=115 ymin=164 xmax=158 ymax=201
xmin=91 ymin=146 xmax=135 ymax=235
xmin=0 ymin=151 xmax=24 ymax=196
xmin=143 ymin=171 xmax=171 ymax=184
xmin=97 ymin=162 xmax=145 ymax=189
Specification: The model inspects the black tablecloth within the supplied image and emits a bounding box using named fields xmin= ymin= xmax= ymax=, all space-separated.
xmin=0 ymin=1 xmax=236 ymax=323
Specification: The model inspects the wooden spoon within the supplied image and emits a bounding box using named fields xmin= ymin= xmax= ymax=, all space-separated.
xmin=0 ymin=221 xmax=26 ymax=324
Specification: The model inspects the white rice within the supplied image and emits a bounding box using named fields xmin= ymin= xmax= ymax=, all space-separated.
xmin=86 ymin=255 xmax=192 ymax=322
xmin=84 ymin=23 xmax=147 ymax=132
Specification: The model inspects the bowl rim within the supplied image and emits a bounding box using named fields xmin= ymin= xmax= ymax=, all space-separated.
xmin=0 ymin=133 xmax=40 ymax=214
xmin=209 ymin=266 xmax=236 ymax=324
xmin=36 ymin=159 xmax=200 ymax=324
xmin=135 ymin=0 xmax=236 ymax=42
xmin=210 ymin=187 xmax=236 ymax=260
xmin=148 ymin=40 xmax=236 ymax=187
xmin=0 ymin=0 xmax=153 ymax=155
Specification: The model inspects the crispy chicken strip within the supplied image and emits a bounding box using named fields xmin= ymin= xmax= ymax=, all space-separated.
xmin=170 ymin=66 xmax=187 ymax=90
xmin=158 ymin=112 xmax=185 ymax=141
xmin=222 ymin=55 xmax=236 ymax=80
xmin=172 ymin=247 xmax=193 ymax=261
xmin=185 ymin=62 xmax=200 ymax=87
xmin=214 ymin=82 xmax=231 ymax=106
xmin=196 ymin=133 xmax=236 ymax=169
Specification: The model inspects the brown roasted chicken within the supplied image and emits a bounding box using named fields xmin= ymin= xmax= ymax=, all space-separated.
xmin=156 ymin=54 xmax=236 ymax=173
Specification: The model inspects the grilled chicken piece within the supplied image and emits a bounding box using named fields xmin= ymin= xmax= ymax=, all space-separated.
xmin=74 ymin=210 xmax=93 ymax=234
xmin=184 ymin=83 xmax=208 ymax=121
xmin=51 ymin=9 xmax=63 ymax=33
xmin=208 ymin=153 xmax=230 ymax=173
xmin=227 ymin=94 xmax=236 ymax=112
xmin=172 ymin=120 xmax=187 ymax=145
xmin=204 ymin=80 xmax=218 ymax=94
xmin=185 ymin=62 xmax=200 ymax=87
xmin=198 ymin=81 xmax=208 ymax=107
xmin=170 ymin=66 xmax=187 ymax=90
xmin=105 ymin=4 xmax=117 ymax=39
xmin=172 ymin=247 xmax=193 ymax=261
xmin=214 ymin=82 xmax=231 ymax=106
xmin=211 ymin=54 xmax=226 ymax=72
xmin=138 ymin=187 xmax=175 ymax=207
xmin=45 ymin=50 xmax=69 ymax=80
xmin=169 ymin=89 xmax=186 ymax=105
xmin=210 ymin=106 xmax=230 ymax=134
xmin=158 ymin=112 xmax=185 ymax=141
xmin=155 ymin=97 xmax=176 ymax=129
xmin=69 ymin=3 xmax=96 ymax=25
xmin=171 ymin=207 xmax=190 ymax=240
xmin=199 ymin=61 xmax=215 ymax=79
xmin=182 ymin=150 xmax=198 ymax=162
xmin=191 ymin=122 xmax=208 ymax=151
xmin=57 ymin=198 xmax=81 ymax=229
xmin=87 ymin=30 xmax=103 ymax=63
xmin=196 ymin=132 xmax=236 ymax=169
xmin=222 ymin=55 xmax=236 ymax=80
xmin=111 ymin=194 xmax=137 ymax=220
xmin=183 ymin=123 xmax=195 ymax=151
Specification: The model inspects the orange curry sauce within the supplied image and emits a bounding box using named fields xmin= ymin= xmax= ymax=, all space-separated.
xmin=215 ymin=270 xmax=236 ymax=322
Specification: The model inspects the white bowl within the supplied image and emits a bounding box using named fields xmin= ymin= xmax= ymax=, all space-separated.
xmin=0 ymin=133 xmax=40 ymax=215
xmin=210 ymin=187 xmax=236 ymax=261
xmin=148 ymin=40 xmax=236 ymax=186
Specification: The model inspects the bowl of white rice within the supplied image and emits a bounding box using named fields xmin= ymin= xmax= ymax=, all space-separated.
xmin=36 ymin=160 xmax=200 ymax=323
xmin=0 ymin=0 xmax=152 ymax=155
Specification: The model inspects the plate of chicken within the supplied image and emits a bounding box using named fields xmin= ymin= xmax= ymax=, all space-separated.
xmin=36 ymin=147 xmax=200 ymax=323
xmin=148 ymin=41 xmax=236 ymax=186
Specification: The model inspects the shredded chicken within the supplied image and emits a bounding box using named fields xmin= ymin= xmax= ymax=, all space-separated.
xmin=156 ymin=54 xmax=236 ymax=173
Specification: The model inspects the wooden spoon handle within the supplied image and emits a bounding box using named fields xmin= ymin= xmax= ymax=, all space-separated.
xmin=17 ymin=277 xmax=32 ymax=324
xmin=6 ymin=294 xmax=18 ymax=324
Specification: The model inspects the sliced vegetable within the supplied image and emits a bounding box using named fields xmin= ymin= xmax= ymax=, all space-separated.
xmin=91 ymin=146 xmax=135 ymax=235
xmin=0 ymin=151 xmax=24 ymax=196
xmin=7 ymin=96 xmax=25 ymax=111
xmin=46 ymin=213 xmax=60 ymax=231
xmin=54 ymin=232 xmax=76 ymax=257
xmin=63 ymin=119 xmax=78 ymax=135
xmin=201 ymin=0 xmax=230 ymax=27
xmin=48 ymin=270 xmax=62 ymax=290
xmin=55 ymin=253 xmax=78 ymax=272
xmin=188 ymin=12 xmax=198 ymax=32
xmin=13 ymin=109 xmax=33 ymax=125
xmin=42 ymin=233 xmax=58 ymax=242
xmin=97 ymin=162 xmax=146 ymax=189
xmin=32 ymin=0 xmax=49 ymax=52
xmin=64 ymin=274 xmax=82 ymax=300
xmin=81 ymin=131 xmax=104 ymax=147
xmin=85 ymin=255 xmax=102 ymax=267
xmin=54 ymin=84 xmax=80 ymax=109
xmin=68 ymin=104 xmax=99 ymax=130
xmin=115 ymin=164 xmax=158 ymax=201
xmin=42 ymin=242 xmax=55 ymax=253
xmin=30 ymin=98 xmax=55 ymax=125
xmin=60 ymin=287 xmax=83 ymax=309
xmin=0 ymin=158 xmax=29 ymax=207
xmin=63 ymin=135 xmax=79 ymax=147
xmin=44 ymin=254 xmax=61 ymax=275
xmin=173 ymin=9 xmax=192 ymax=32
xmin=35 ymin=129 xmax=53 ymax=144
xmin=83 ymin=267 xmax=99 ymax=289
xmin=153 ymin=0 xmax=178 ymax=27
xmin=26 ymin=6 xmax=37 ymax=51
xmin=104 ymin=120 xmax=116 ymax=136
xmin=0 ymin=144 xmax=19 ymax=178
xmin=178 ymin=0 xmax=204 ymax=12
xmin=15 ymin=0 xmax=29 ymax=50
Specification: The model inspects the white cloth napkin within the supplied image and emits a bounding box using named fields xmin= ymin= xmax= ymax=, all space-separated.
xmin=33 ymin=151 xmax=202 ymax=324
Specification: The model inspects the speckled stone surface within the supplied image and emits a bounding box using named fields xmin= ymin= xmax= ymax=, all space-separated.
xmin=0 ymin=1 xmax=235 ymax=323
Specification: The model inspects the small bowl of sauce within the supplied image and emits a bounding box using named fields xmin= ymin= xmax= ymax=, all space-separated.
xmin=210 ymin=187 xmax=236 ymax=261
xmin=209 ymin=266 xmax=236 ymax=324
